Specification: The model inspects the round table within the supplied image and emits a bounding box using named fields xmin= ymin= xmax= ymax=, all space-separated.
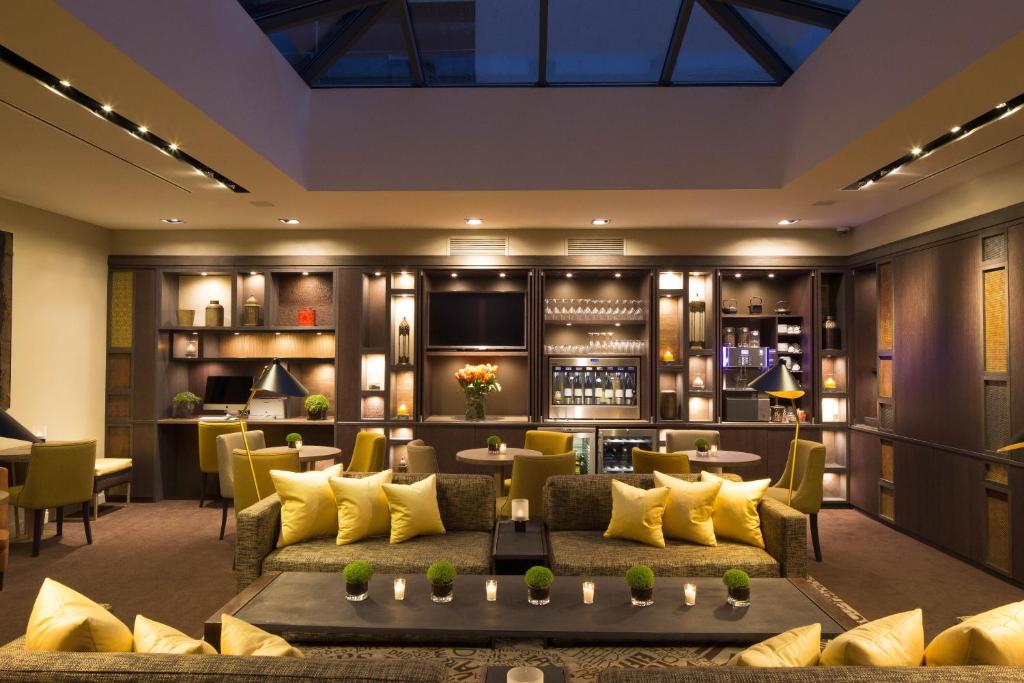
xmin=456 ymin=448 xmax=541 ymax=495
xmin=253 ymin=445 xmax=341 ymax=471
xmin=682 ymin=449 xmax=762 ymax=474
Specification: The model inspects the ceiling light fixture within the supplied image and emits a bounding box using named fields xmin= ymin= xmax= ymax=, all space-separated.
xmin=498 ymin=272 xmax=507 ymax=278
xmin=279 ymin=218 xmax=300 ymax=225
xmin=168 ymin=143 xmax=178 ymax=151
xmin=591 ymin=219 xmax=611 ymax=226
xmin=161 ymin=218 xmax=185 ymax=224
xmin=614 ymin=272 xmax=622 ymax=278
xmin=768 ymin=273 xmax=775 ymax=278
xmin=0 ymin=45 xmax=248 ymax=193
xmin=373 ymin=271 xmax=382 ymax=277
xmin=845 ymin=90 xmax=1024 ymax=191
xmin=200 ymin=272 xmax=209 ymax=277
xmin=451 ymin=272 xmax=458 ymax=278
xmin=777 ymin=219 xmax=799 ymax=226
xmin=250 ymin=271 xmax=258 ymax=276
xmin=734 ymin=273 xmax=742 ymax=278
xmin=465 ymin=218 xmax=483 ymax=226
xmin=301 ymin=272 xmax=310 ymax=276
xmin=565 ymin=273 xmax=573 ymax=278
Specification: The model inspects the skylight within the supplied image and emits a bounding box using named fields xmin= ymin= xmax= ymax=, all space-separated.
xmin=239 ymin=0 xmax=856 ymax=88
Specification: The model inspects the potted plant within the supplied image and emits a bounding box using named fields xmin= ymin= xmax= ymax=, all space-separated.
xmin=723 ymin=568 xmax=751 ymax=607
xmin=694 ymin=438 xmax=711 ymax=456
xmin=626 ymin=565 xmax=655 ymax=607
xmin=486 ymin=435 xmax=502 ymax=453
xmin=286 ymin=433 xmax=303 ymax=449
xmin=304 ymin=394 xmax=330 ymax=420
xmin=343 ymin=561 xmax=373 ymax=601
xmin=525 ymin=566 xmax=554 ymax=606
xmin=171 ymin=391 xmax=202 ymax=418
xmin=427 ymin=561 xmax=456 ymax=603
xmin=454 ymin=364 xmax=501 ymax=421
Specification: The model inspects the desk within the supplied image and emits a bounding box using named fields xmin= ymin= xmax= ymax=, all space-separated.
xmin=682 ymin=449 xmax=762 ymax=474
xmin=456 ymin=447 xmax=540 ymax=495
xmin=252 ymin=445 xmax=341 ymax=471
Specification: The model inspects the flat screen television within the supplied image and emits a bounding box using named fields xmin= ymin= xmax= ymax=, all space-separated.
xmin=203 ymin=375 xmax=253 ymax=412
xmin=428 ymin=291 xmax=526 ymax=349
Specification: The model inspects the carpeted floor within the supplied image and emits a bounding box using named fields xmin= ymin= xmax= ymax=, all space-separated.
xmin=1 ymin=503 xmax=1022 ymax=650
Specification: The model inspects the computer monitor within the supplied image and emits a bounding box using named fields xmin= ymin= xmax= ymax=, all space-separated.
xmin=202 ymin=375 xmax=253 ymax=413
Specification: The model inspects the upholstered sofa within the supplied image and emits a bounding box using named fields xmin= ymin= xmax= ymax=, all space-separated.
xmin=597 ymin=666 xmax=1024 ymax=682
xmin=235 ymin=473 xmax=495 ymax=591
xmin=0 ymin=637 xmax=445 ymax=682
xmin=543 ymin=474 xmax=806 ymax=579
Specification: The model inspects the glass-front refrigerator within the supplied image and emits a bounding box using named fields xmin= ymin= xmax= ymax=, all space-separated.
xmin=548 ymin=357 xmax=641 ymax=421
xmin=597 ymin=428 xmax=659 ymax=473
xmin=538 ymin=426 xmax=597 ymax=474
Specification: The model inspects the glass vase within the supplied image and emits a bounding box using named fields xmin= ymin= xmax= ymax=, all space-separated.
xmin=464 ymin=394 xmax=486 ymax=421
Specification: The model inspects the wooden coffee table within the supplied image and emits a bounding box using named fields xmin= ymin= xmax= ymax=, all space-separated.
xmin=205 ymin=572 xmax=856 ymax=649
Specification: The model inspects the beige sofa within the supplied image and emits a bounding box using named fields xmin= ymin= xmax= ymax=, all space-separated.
xmin=235 ymin=473 xmax=495 ymax=591
xmin=598 ymin=666 xmax=1024 ymax=682
xmin=543 ymin=474 xmax=807 ymax=578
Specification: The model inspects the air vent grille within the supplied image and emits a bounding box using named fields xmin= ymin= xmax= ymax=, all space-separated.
xmin=983 ymin=234 xmax=1007 ymax=261
xmin=566 ymin=237 xmax=625 ymax=256
xmin=447 ymin=236 xmax=508 ymax=256
xmin=985 ymin=380 xmax=1011 ymax=451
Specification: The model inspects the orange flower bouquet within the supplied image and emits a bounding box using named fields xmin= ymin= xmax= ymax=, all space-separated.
xmin=455 ymin=364 xmax=501 ymax=421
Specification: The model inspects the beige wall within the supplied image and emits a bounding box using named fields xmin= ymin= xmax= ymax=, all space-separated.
xmin=0 ymin=197 xmax=110 ymax=451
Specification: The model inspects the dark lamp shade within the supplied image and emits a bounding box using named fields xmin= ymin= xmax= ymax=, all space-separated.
xmin=0 ymin=410 xmax=42 ymax=442
xmin=254 ymin=359 xmax=309 ymax=398
xmin=748 ymin=362 xmax=805 ymax=400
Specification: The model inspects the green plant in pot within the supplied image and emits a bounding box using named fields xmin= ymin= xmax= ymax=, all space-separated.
xmin=427 ymin=561 xmax=456 ymax=603
xmin=694 ymin=438 xmax=711 ymax=456
xmin=304 ymin=394 xmax=330 ymax=420
xmin=286 ymin=433 xmax=303 ymax=449
xmin=723 ymin=568 xmax=751 ymax=607
xmin=626 ymin=565 xmax=655 ymax=607
xmin=343 ymin=561 xmax=373 ymax=602
xmin=486 ymin=435 xmax=502 ymax=453
xmin=525 ymin=566 xmax=554 ymax=606
xmin=171 ymin=391 xmax=202 ymax=418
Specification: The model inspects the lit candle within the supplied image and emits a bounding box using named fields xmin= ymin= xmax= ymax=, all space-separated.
xmin=662 ymin=349 xmax=675 ymax=362
xmin=499 ymin=442 xmax=507 ymax=454
xmin=293 ymin=440 xmax=303 ymax=450
xmin=393 ymin=578 xmax=406 ymax=600
xmin=709 ymin=445 xmax=718 ymax=457
xmin=397 ymin=403 xmax=409 ymax=416
xmin=582 ymin=581 xmax=595 ymax=604
xmin=511 ymin=499 xmax=529 ymax=522
xmin=684 ymin=582 xmax=697 ymax=606
xmin=486 ymin=579 xmax=498 ymax=602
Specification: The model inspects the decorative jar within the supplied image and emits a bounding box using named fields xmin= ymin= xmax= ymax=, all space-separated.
xmin=205 ymin=300 xmax=224 ymax=327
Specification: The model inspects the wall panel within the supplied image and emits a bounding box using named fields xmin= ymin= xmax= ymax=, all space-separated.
xmin=849 ymin=429 xmax=880 ymax=513
xmin=1011 ymin=225 xmax=1024 ymax=439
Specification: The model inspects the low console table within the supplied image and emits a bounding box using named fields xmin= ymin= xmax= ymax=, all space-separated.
xmin=205 ymin=572 xmax=855 ymax=649
xmin=492 ymin=520 xmax=548 ymax=574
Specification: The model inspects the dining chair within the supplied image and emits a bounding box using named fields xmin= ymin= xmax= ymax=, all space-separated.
xmin=216 ymin=430 xmax=266 ymax=539
xmin=664 ymin=429 xmax=721 ymax=453
xmin=405 ymin=439 xmax=439 ymax=474
xmin=765 ymin=439 xmax=826 ymax=561
xmin=0 ymin=466 xmax=8 ymax=590
xmin=8 ymin=440 xmax=97 ymax=557
xmin=348 ymin=432 xmax=386 ymax=473
xmin=631 ymin=448 xmax=691 ymax=475
xmin=504 ymin=430 xmax=576 ymax=492
xmin=197 ymin=421 xmax=243 ymax=508
xmin=497 ymin=452 xmax=576 ymax=520
xmin=231 ymin=447 xmax=300 ymax=515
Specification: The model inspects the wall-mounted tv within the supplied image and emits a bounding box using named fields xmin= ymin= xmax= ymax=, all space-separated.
xmin=428 ymin=291 xmax=526 ymax=350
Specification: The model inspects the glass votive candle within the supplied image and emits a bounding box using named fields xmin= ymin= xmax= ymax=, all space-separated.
xmin=486 ymin=579 xmax=498 ymax=602
xmin=684 ymin=582 xmax=697 ymax=606
xmin=507 ymin=666 xmax=544 ymax=683
xmin=709 ymin=445 xmax=718 ymax=457
xmin=499 ymin=443 xmax=508 ymax=454
xmin=393 ymin=577 xmax=406 ymax=600
xmin=582 ymin=581 xmax=595 ymax=604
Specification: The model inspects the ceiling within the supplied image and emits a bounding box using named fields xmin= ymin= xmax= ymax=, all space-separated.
xmin=0 ymin=0 xmax=1022 ymax=237
xmin=239 ymin=0 xmax=856 ymax=88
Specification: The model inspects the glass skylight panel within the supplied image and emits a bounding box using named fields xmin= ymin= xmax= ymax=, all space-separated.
xmin=313 ymin=3 xmax=412 ymax=86
xmin=671 ymin=3 xmax=773 ymax=84
xmin=735 ymin=8 xmax=830 ymax=70
xmin=546 ymin=0 xmax=682 ymax=84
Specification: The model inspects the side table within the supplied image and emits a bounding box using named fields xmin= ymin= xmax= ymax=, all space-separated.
xmin=492 ymin=520 xmax=548 ymax=575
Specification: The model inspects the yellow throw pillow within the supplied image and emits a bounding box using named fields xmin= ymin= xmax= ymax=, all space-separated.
xmin=604 ymin=479 xmax=671 ymax=548
xmin=133 ymin=615 xmax=217 ymax=655
xmin=653 ymin=471 xmax=721 ymax=546
xmin=730 ymin=623 xmax=821 ymax=667
xmin=329 ymin=469 xmax=394 ymax=545
xmin=26 ymin=578 xmax=133 ymax=652
xmin=925 ymin=600 xmax=1024 ymax=666
xmin=219 ymin=614 xmax=303 ymax=657
xmin=821 ymin=609 xmax=924 ymax=666
xmin=381 ymin=474 xmax=446 ymax=544
xmin=271 ymin=463 xmax=344 ymax=547
xmin=700 ymin=471 xmax=770 ymax=548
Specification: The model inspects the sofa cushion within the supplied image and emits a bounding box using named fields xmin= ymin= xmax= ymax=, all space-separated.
xmin=220 ymin=614 xmax=303 ymax=658
xmin=263 ymin=531 xmax=492 ymax=575
xmin=548 ymin=530 xmax=780 ymax=577
xmin=346 ymin=473 xmax=494 ymax=532
xmin=604 ymin=479 xmax=671 ymax=548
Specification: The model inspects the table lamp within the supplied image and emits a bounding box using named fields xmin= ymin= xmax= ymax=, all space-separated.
xmin=748 ymin=362 xmax=805 ymax=506
xmin=240 ymin=359 xmax=309 ymax=499
xmin=0 ymin=410 xmax=42 ymax=443
xmin=998 ymin=430 xmax=1024 ymax=455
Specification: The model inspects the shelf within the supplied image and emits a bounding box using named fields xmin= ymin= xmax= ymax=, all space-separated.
xmin=688 ymin=390 xmax=714 ymax=397
xmin=822 ymin=390 xmax=848 ymax=397
xmin=391 ymin=364 xmax=415 ymax=372
xmin=544 ymin=352 xmax=642 ymax=358
xmin=427 ymin=350 xmax=529 ymax=357
xmin=545 ymin=318 xmax=645 ymax=326
xmin=687 ymin=349 xmax=714 ymax=356
xmin=161 ymin=326 xmax=335 ymax=333
xmin=171 ymin=356 xmax=334 ymax=363
xmin=658 ymin=362 xmax=687 ymax=370
xmin=360 ymin=390 xmax=385 ymax=396
xmin=657 ymin=288 xmax=686 ymax=296
xmin=777 ymin=332 xmax=805 ymax=336
xmin=390 ymin=288 xmax=416 ymax=295
xmin=721 ymin=314 xmax=782 ymax=319
xmin=360 ymin=347 xmax=387 ymax=354
xmin=778 ymin=351 xmax=803 ymax=355
xmin=158 ymin=417 xmax=335 ymax=425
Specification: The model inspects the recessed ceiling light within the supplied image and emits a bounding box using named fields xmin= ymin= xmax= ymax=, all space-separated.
xmin=498 ymin=272 xmax=507 ymax=278
xmin=565 ymin=273 xmax=573 ymax=279
xmin=465 ymin=218 xmax=483 ymax=226
xmin=768 ymin=273 xmax=775 ymax=279
xmin=910 ymin=146 xmax=923 ymax=156
xmin=950 ymin=126 xmax=961 ymax=134
xmin=233 ymin=332 xmax=240 ymax=336
xmin=591 ymin=218 xmax=611 ymax=226
xmin=137 ymin=125 xmax=148 ymax=134
xmin=997 ymin=102 xmax=1007 ymax=109
xmin=161 ymin=217 xmax=185 ymax=224
xmin=777 ymin=218 xmax=799 ymax=226
xmin=168 ymin=143 xmax=178 ymax=151
xmin=734 ymin=273 xmax=742 ymax=279
xmin=200 ymin=272 xmax=208 ymax=277
xmin=451 ymin=272 xmax=458 ymax=279
xmin=301 ymin=271 xmax=309 ymax=276
xmin=249 ymin=271 xmax=257 ymax=276
xmin=58 ymin=79 xmax=71 ymax=87
xmin=614 ymin=322 xmax=621 ymax=327
xmin=373 ymin=271 xmax=382 ymax=277
xmin=279 ymin=218 xmax=300 ymax=225
xmin=614 ymin=272 xmax=622 ymax=278
xmin=101 ymin=104 xmax=113 ymax=113
xmin=566 ymin=323 xmax=572 ymax=327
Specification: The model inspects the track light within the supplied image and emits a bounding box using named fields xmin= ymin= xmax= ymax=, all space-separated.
xmin=591 ymin=218 xmax=611 ymax=226
xmin=777 ymin=219 xmax=799 ymax=226
xmin=465 ymin=218 xmax=483 ymax=226
xmin=161 ymin=218 xmax=185 ymax=224
xmin=279 ymin=218 xmax=300 ymax=225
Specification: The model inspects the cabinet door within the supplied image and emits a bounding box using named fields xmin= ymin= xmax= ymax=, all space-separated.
xmin=849 ymin=430 xmax=880 ymax=513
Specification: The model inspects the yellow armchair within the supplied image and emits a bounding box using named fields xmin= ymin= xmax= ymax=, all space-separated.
xmin=349 ymin=432 xmax=386 ymax=473
xmin=497 ymin=452 xmax=576 ymax=520
xmin=765 ymin=438 xmax=826 ymax=561
xmin=197 ymin=422 xmax=243 ymax=508
xmin=664 ymin=429 xmax=720 ymax=453
xmin=524 ymin=430 xmax=574 ymax=455
xmin=405 ymin=439 xmax=439 ymax=474
xmin=231 ymin=448 xmax=301 ymax=514
xmin=631 ymin=448 xmax=691 ymax=475
xmin=8 ymin=440 xmax=97 ymax=557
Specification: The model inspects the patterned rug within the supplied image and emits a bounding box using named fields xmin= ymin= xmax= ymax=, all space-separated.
xmin=300 ymin=576 xmax=865 ymax=682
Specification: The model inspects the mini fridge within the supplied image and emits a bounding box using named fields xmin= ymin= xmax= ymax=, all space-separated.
xmin=598 ymin=428 xmax=658 ymax=473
